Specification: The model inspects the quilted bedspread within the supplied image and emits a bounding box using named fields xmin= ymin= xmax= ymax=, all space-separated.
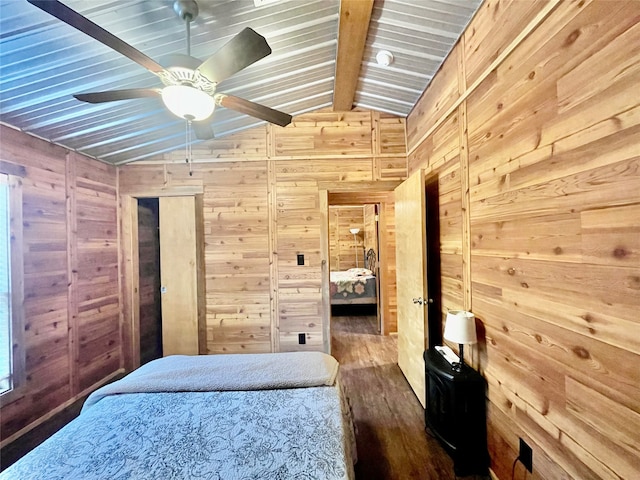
xmin=1 ymin=353 xmax=355 ymax=480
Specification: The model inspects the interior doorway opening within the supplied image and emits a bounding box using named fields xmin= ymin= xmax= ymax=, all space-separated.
xmin=137 ymin=198 xmax=163 ymax=365
xmin=425 ymin=176 xmax=443 ymax=349
xmin=328 ymin=203 xmax=381 ymax=333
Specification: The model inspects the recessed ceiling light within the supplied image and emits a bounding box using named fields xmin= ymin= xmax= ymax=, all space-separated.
xmin=376 ymin=50 xmax=394 ymax=67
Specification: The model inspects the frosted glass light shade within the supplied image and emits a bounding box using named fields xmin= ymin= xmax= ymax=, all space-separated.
xmin=161 ymin=85 xmax=215 ymax=121
xmin=443 ymin=310 xmax=477 ymax=345
xmin=349 ymin=228 xmax=360 ymax=234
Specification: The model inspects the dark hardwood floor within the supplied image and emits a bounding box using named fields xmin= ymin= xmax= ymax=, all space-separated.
xmin=331 ymin=314 xmax=486 ymax=480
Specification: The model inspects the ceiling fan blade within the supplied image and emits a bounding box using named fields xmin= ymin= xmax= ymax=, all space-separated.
xmin=74 ymin=89 xmax=161 ymax=104
xmin=27 ymin=0 xmax=165 ymax=74
xmin=216 ymin=94 xmax=292 ymax=127
xmin=192 ymin=121 xmax=214 ymax=140
xmin=197 ymin=28 xmax=271 ymax=84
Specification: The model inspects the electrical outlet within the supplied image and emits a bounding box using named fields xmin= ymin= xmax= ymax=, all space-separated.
xmin=298 ymin=333 xmax=306 ymax=344
xmin=297 ymin=254 xmax=304 ymax=265
xmin=519 ymin=437 xmax=533 ymax=473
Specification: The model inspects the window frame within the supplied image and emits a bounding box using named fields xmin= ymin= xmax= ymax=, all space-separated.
xmin=0 ymin=173 xmax=24 ymax=401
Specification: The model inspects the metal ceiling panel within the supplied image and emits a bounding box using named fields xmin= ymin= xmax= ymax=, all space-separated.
xmin=0 ymin=0 xmax=481 ymax=165
xmin=356 ymin=0 xmax=482 ymax=116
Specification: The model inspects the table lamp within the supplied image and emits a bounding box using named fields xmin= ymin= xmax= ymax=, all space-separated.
xmin=443 ymin=310 xmax=477 ymax=371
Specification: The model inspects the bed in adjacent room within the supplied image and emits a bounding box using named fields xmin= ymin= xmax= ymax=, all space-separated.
xmin=330 ymin=249 xmax=378 ymax=305
xmin=1 ymin=352 xmax=356 ymax=480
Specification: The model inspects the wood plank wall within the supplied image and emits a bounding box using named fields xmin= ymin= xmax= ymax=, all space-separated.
xmin=329 ymin=206 xmax=365 ymax=270
xmin=119 ymin=110 xmax=405 ymax=356
xmin=405 ymin=1 xmax=640 ymax=479
xmin=0 ymin=125 xmax=121 ymax=444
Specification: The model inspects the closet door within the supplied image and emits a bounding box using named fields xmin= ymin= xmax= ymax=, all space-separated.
xmin=395 ymin=169 xmax=428 ymax=407
xmin=159 ymin=196 xmax=204 ymax=356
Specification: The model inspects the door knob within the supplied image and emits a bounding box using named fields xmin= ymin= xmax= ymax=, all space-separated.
xmin=413 ymin=297 xmax=424 ymax=305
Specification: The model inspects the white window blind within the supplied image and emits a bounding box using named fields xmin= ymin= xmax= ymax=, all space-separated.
xmin=0 ymin=174 xmax=12 ymax=394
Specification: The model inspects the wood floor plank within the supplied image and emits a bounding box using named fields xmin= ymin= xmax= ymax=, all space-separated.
xmin=331 ymin=314 xmax=487 ymax=479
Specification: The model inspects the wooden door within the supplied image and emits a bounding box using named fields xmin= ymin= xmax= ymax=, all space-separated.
xmin=395 ymin=170 xmax=427 ymax=407
xmin=159 ymin=196 xmax=204 ymax=356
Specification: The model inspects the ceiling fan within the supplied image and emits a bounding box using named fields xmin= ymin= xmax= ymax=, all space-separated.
xmin=27 ymin=0 xmax=293 ymax=141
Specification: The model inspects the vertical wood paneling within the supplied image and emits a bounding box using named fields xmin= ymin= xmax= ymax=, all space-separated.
xmin=405 ymin=0 xmax=640 ymax=478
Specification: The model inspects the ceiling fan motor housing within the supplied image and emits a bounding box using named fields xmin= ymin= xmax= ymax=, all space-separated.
xmin=173 ymin=0 xmax=199 ymax=22
xmin=159 ymin=54 xmax=217 ymax=96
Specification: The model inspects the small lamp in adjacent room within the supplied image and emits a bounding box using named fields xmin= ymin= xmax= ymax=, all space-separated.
xmin=443 ymin=310 xmax=477 ymax=371
xmin=349 ymin=228 xmax=360 ymax=267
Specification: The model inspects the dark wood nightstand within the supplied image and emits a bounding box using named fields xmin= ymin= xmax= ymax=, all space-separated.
xmin=424 ymin=348 xmax=489 ymax=477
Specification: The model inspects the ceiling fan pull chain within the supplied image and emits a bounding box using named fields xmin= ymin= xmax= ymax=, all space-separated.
xmin=186 ymin=120 xmax=193 ymax=176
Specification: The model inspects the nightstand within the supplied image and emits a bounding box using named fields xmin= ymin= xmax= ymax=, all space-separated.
xmin=423 ymin=348 xmax=489 ymax=476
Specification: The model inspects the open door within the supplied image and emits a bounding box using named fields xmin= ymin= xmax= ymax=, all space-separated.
xmin=159 ymin=196 xmax=206 ymax=356
xmin=395 ymin=170 xmax=427 ymax=407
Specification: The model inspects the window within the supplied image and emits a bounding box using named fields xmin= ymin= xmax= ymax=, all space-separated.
xmin=0 ymin=173 xmax=23 ymax=397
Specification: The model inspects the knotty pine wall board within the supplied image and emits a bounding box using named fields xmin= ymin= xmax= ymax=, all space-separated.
xmin=406 ymin=43 xmax=461 ymax=149
xmin=405 ymin=0 xmax=640 ymax=478
xmin=202 ymin=162 xmax=271 ymax=354
xmin=73 ymin=154 xmax=120 ymax=391
xmin=119 ymin=110 xmax=404 ymax=358
xmin=0 ymin=125 xmax=121 ymax=445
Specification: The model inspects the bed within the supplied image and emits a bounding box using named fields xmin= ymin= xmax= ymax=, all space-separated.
xmin=1 ymin=352 xmax=356 ymax=480
xmin=330 ymin=248 xmax=378 ymax=305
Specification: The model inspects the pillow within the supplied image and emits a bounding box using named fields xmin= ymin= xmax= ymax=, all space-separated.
xmin=347 ymin=268 xmax=373 ymax=276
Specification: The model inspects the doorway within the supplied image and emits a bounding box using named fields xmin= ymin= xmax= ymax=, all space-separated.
xmin=425 ymin=176 xmax=443 ymax=348
xmin=121 ymin=194 xmax=206 ymax=371
xmin=328 ymin=203 xmax=381 ymax=332
xmin=137 ymin=198 xmax=162 ymax=365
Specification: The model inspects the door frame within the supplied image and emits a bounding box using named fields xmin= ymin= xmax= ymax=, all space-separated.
xmin=119 ymin=188 xmax=203 ymax=372
xmin=318 ymin=181 xmax=401 ymax=352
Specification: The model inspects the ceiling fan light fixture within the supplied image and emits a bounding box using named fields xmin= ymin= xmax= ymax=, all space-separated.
xmin=161 ymin=84 xmax=215 ymax=121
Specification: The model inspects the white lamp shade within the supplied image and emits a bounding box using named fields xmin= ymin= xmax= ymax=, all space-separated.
xmin=443 ymin=310 xmax=477 ymax=345
xmin=161 ymin=85 xmax=215 ymax=121
xmin=349 ymin=228 xmax=360 ymax=234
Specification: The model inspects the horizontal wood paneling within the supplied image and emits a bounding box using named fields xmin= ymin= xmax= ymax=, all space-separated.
xmin=274 ymin=112 xmax=373 ymax=157
xmin=406 ymin=44 xmax=461 ymax=150
xmin=119 ymin=110 xmax=407 ymax=358
xmin=405 ymin=0 xmax=640 ymax=478
xmin=0 ymin=126 xmax=120 ymax=445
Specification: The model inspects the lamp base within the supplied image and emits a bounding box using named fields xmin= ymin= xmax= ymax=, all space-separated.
xmin=455 ymin=343 xmax=465 ymax=371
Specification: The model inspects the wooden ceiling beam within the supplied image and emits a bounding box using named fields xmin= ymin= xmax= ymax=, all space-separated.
xmin=332 ymin=0 xmax=374 ymax=112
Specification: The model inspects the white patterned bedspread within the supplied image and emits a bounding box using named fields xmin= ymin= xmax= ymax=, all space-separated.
xmin=2 ymin=353 xmax=355 ymax=480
